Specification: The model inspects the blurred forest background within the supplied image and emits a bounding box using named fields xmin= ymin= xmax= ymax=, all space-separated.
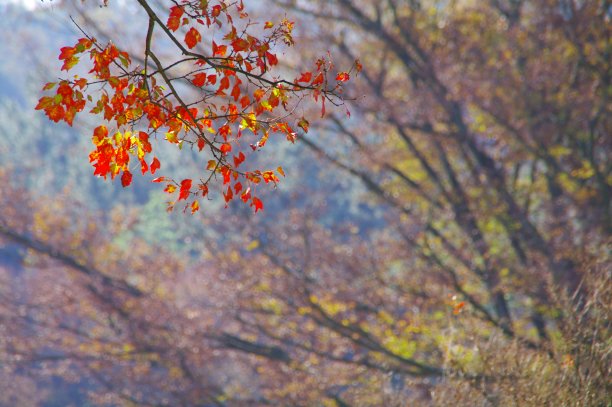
xmin=0 ymin=0 xmax=609 ymax=406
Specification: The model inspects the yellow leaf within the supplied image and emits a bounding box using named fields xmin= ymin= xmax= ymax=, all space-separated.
xmin=165 ymin=131 xmax=178 ymax=143
xmin=246 ymin=240 xmax=259 ymax=251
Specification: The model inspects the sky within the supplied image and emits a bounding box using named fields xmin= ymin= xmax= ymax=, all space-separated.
xmin=2 ymin=0 xmax=41 ymax=9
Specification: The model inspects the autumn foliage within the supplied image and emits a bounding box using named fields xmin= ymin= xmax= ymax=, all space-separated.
xmin=36 ymin=0 xmax=357 ymax=213
xmin=4 ymin=0 xmax=609 ymax=405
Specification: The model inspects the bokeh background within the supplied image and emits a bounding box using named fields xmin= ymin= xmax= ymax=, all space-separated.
xmin=0 ymin=1 xmax=609 ymax=405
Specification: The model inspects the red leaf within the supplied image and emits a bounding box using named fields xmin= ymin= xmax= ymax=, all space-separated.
xmin=167 ymin=6 xmax=184 ymax=31
xmin=219 ymin=76 xmax=230 ymax=93
xmin=140 ymin=159 xmax=148 ymax=174
xmin=152 ymin=177 xmax=167 ymax=183
xmin=240 ymin=95 xmax=250 ymax=108
xmin=121 ymin=170 xmax=132 ymax=187
xmin=312 ymin=72 xmax=324 ymax=86
xmin=179 ymin=179 xmax=192 ymax=201
xmin=336 ymin=72 xmax=350 ymax=82
xmin=233 ymin=151 xmax=246 ymax=167
xmin=266 ymin=52 xmax=278 ymax=66
xmin=297 ymin=72 xmax=312 ymax=83
xmin=224 ymin=185 xmax=233 ymax=202
xmin=185 ymin=28 xmax=202 ymax=49
xmin=241 ymin=187 xmax=251 ymax=202
xmin=231 ymin=84 xmax=241 ymax=101
xmin=192 ymin=73 xmax=207 ymax=87
xmin=150 ymin=157 xmax=161 ymax=174
xmin=199 ymin=183 xmax=209 ymax=197
xmin=252 ymin=197 xmax=264 ymax=212
xmin=57 ymin=82 xmax=72 ymax=98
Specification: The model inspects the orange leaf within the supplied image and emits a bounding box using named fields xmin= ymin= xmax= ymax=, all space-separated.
xmin=231 ymin=38 xmax=250 ymax=52
xmin=138 ymin=131 xmax=152 ymax=153
xmin=75 ymin=78 xmax=88 ymax=89
xmin=220 ymin=143 xmax=232 ymax=154
xmin=191 ymin=200 xmax=200 ymax=214
xmin=35 ymin=96 xmax=54 ymax=111
xmin=47 ymin=104 xmax=66 ymax=123
xmin=93 ymin=125 xmax=108 ymax=143
xmin=453 ymin=301 xmax=466 ymax=315
xmin=212 ymin=41 xmax=227 ymax=57
xmin=61 ymin=56 xmax=79 ymax=71
xmin=253 ymin=89 xmax=265 ymax=101
xmin=58 ymin=46 xmax=75 ymax=61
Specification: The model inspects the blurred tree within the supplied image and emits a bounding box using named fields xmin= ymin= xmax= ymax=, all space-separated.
xmin=0 ymin=171 xmax=296 ymax=405
xmin=221 ymin=0 xmax=609 ymax=403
